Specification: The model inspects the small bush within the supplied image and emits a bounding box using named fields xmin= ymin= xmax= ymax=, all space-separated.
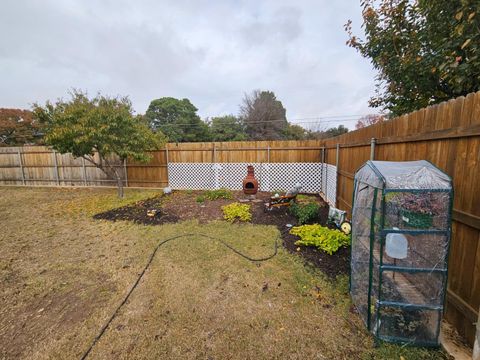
xmin=196 ymin=188 xmax=232 ymax=203
xmin=289 ymin=202 xmax=320 ymax=224
xmin=222 ymin=202 xmax=252 ymax=223
xmin=204 ymin=188 xmax=233 ymax=201
xmin=290 ymin=224 xmax=350 ymax=255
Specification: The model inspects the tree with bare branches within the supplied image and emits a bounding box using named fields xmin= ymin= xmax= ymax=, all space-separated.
xmin=240 ymin=90 xmax=288 ymax=140
xmin=355 ymin=114 xmax=385 ymax=129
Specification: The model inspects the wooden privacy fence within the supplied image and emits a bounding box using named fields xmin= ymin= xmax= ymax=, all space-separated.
xmin=321 ymin=91 xmax=480 ymax=347
xmin=125 ymin=140 xmax=326 ymax=187
xmin=0 ymin=91 xmax=479 ymax=346
xmin=0 ymin=141 xmax=327 ymax=188
xmin=0 ymin=146 xmax=127 ymax=187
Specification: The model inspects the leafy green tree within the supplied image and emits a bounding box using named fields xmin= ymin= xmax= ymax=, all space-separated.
xmin=283 ymin=123 xmax=308 ymax=140
xmin=324 ymin=125 xmax=349 ymax=138
xmin=307 ymin=125 xmax=349 ymax=139
xmin=33 ymin=91 xmax=165 ymax=197
xmin=240 ymin=90 xmax=288 ymax=140
xmin=145 ymin=97 xmax=210 ymax=142
xmin=346 ymin=0 xmax=480 ymax=115
xmin=208 ymin=115 xmax=247 ymax=141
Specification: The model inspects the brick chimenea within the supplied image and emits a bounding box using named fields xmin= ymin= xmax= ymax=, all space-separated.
xmin=242 ymin=165 xmax=258 ymax=195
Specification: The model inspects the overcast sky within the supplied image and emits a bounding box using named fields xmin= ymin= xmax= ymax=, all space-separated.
xmin=0 ymin=0 xmax=377 ymax=129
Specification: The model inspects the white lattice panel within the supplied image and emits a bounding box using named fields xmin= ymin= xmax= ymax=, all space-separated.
xmin=167 ymin=163 xmax=216 ymax=189
xmin=323 ymin=164 xmax=337 ymax=206
xmin=263 ymin=163 xmax=323 ymax=193
xmin=168 ymin=162 xmax=335 ymax=196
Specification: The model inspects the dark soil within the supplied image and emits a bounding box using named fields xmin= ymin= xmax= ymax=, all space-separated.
xmin=93 ymin=196 xmax=180 ymax=225
xmin=93 ymin=190 xmax=350 ymax=278
xmin=248 ymin=193 xmax=350 ymax=278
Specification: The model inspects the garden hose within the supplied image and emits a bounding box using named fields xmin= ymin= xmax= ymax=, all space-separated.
xmin=79 ymin=233 xmax=279 ymax=360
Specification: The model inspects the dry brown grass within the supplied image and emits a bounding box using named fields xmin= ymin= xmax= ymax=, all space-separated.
xmin=0 ymin=187 xmax=449 ymax=359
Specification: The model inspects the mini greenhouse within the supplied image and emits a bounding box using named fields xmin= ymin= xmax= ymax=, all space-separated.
xmin=350 ymin=160 xmax=452 ymax=346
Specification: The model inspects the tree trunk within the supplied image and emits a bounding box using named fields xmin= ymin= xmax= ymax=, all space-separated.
xmin=116 ymin=175 xmax=124 ymax=198
xmin=85 ymin=154 xmax=125 ymax=198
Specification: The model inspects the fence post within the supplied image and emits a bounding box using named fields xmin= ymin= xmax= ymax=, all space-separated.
xmin=267 ymin=145 xmax=270 ymax=163
xmin=474 ymin=306 xmax=480 ymax=360
xmin=335 ymin=143 xmax=340 ymax=207
xmin=321 ymin=147 xmax=325 ymax=194
xmin=370 ymin=138 xmax=376 ymax=160
xmin=213 ymin=143 xmax=219 ymax=189
xmin=165 ymin=146 xmax=170 ymax=187
xmin=17 ymin=149 xmax=25 ymax=185
xmin=82 ymin=157 xmax=87 ymax=186
xmin=53 ymin=150 xmax=60 ymax=185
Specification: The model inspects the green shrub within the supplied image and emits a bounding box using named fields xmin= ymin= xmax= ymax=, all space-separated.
xmin=289 ymin=202 xmax=320 ymax=224
xmin=222 ymin=202 xmax=252 ymax=222
xmin=290 ymin=224 xmax=350 ymax=255
xmin=296 ymin=194 xmax=317 ymax=204
xmin=196 ymin=188 xmax=232 ymax=203
xmin=204 ymin=188 xmax=233 ymax=201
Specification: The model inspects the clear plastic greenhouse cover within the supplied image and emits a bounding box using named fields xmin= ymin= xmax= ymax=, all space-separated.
xmin=355 ymin=160 xmax=452 ymax=190
xmin=350 ymin=160 xmax=453 ymax=347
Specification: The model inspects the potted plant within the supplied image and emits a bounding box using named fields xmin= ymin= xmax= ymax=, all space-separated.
xmin=392 ymin=192 xmax=443 ymax=229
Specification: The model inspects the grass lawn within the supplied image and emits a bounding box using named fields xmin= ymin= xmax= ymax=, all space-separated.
xmin=0 ymin=187 xmax=450 ymax=359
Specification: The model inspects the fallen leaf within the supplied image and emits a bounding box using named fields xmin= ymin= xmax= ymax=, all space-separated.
xmin=461 ymin=39 xmax=471 ymax=50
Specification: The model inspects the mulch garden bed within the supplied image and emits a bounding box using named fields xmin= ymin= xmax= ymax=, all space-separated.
xmin=93 ymin=190 xmax=350 ymax=278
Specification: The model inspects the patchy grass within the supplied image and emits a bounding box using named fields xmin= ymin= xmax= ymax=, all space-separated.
xmin=0 ymin=187 xmax=450 ymax=359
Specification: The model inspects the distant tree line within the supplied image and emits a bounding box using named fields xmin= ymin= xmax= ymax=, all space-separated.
xmin=1 ymin=90 xmax=352 ymax=146
xmin=145 ymin=90 xmax=349 ymax=143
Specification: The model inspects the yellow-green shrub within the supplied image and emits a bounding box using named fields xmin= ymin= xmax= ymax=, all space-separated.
xmin=204 ymin=188 xmax=233 ymax=200
xmin=290 ymin=224 xmax=350 ymax=255
xmin=222 ymin=202 xmax=252 ymax=223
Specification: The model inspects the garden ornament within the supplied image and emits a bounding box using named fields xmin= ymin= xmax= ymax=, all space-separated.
xmin=286 ymin=183 xmax=302 ymax=197
xmin=146 ymin=209 xmax=160 ymax=217
xmin=265 ymin=183 xmax=302 ymax=211
xmin=327 ymin=206 xmax=352 ymax=235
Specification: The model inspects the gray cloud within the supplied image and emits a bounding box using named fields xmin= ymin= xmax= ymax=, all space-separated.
xmin=0 ymin=0 xmax=376 ymax=128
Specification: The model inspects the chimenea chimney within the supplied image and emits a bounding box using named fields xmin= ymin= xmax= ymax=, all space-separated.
xmin=242 ymin=165 xmax=258 ymax=195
